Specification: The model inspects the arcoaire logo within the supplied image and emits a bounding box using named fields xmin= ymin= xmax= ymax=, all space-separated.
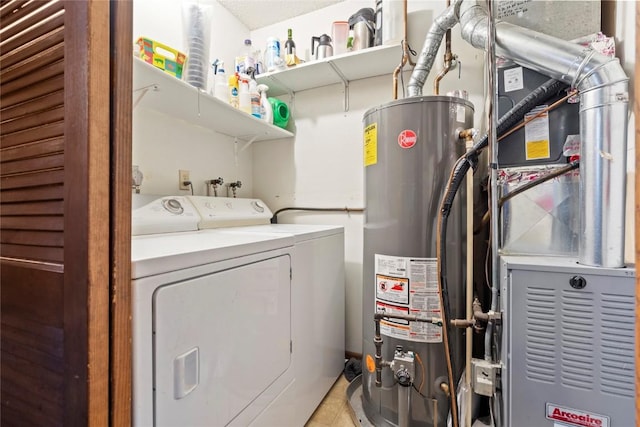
xmin=546 ymin=403 xmax=609 ymax=427
xmin=398 ymin=130 xmax=417 ymax=149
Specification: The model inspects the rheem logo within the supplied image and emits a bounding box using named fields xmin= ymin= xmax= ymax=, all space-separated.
xmin=398 ymin=130 xmax=417 ymax=149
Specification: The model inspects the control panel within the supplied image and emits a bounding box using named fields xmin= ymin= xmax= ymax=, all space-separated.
xmin=132 ymin=196 xmax=200 ymax=235
xmin=187 ymin=196 xmax=272 ymax=229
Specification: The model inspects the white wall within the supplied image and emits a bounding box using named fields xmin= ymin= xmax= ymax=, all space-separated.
xmin=132 ymin=0 xmax=636 ymax=355
xmin=133 ymin=0 xmax=254 ymax=196
xmin=250 ymin=0 xmax=485 ymax=354
xmin=613 ymin=0 xmax=636 ymax=263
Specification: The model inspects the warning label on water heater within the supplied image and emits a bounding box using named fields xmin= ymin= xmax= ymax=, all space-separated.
xmin=374 ymin=254 xmax=442 ymax=343
xmin=364 ymin=123 xmax=377 ymax=167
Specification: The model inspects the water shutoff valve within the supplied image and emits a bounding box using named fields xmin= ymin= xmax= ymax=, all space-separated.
xmin=228 ymin=180 xmax=242 ymax=198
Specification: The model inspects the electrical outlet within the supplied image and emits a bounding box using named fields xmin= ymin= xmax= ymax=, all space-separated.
xmin=179 ymin=170 xmax=190 ymax=190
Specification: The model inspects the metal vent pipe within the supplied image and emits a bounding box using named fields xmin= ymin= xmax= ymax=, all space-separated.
xmin=457 ymin=0 xmax=629 ymax=268
xmin=406 ymin=0 xmax=462 ymax=97
xmin=408 ymin=0 xmax=629 ymax=267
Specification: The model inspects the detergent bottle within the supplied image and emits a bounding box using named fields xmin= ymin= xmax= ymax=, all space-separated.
xmin=228 ymin=68 xmax=239 ymax=108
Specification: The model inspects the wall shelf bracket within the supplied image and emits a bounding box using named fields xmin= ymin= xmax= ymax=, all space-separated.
xmin=238 ymin=135 xmax=258 ymax=153
xmin=328 ymin=61 xmax=349 ymax=112
xmin=133 ymin=83 xmax=159 ymax=109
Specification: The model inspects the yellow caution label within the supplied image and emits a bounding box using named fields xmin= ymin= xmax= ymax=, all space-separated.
xmin=525 ymin=139 xmax=550 ymax=160
xmin=365 ymin=354 xmax=376 ymax=373
xmin=364 ymin=123 xmax=377 ymax=167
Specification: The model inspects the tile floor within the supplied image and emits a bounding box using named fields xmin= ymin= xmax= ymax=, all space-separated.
xmin=304 ymin=375 xmax=358 ymax=427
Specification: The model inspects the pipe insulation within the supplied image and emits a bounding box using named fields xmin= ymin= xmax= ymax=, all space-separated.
xmin=409 ymin=0 xmax=629 ymax=267
xmin=406 ymin=0 xmax=462 ymax=97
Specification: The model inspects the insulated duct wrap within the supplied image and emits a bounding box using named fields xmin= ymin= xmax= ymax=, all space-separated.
xmin=409 ymin=0 xmax=629 ymax=267
xmin=406 ymin=0 xmax=461 ymax=97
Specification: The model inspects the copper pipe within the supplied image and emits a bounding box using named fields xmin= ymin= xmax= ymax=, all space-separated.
xmin=458 ymin=128 xmax=475 ymax=140
xmin=498 ymin=90 xmax=577 ymax=141
xmin=403 ymin=0 xmax=414 ymax=66
xmin=450 ymin=319 xmax=475 ymax=328
xmin=433 ymin=41 xmax=452 ymax=94
xmin=392 ymin=41 xmax=409 ymax=100
xmin=434 ymin=0 xmax=453 ymax=95
xmin=392 ymin=0 xmax=414 ymax=99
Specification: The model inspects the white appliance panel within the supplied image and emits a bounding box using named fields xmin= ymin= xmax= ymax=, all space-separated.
xmin=218 ymin=223 xmax=343 ymax=242
xmin=248 ymin=231 xmax=345 ymax=426
xmin=188 ymin=196 xmax=272 ymax=228
xmin=153 ymin=255 xmax=292 ymax=426
xmin=132 ymin=196 xmax=200 ymax=235
xmin=132 ymin=230 xmax=293 ymax=279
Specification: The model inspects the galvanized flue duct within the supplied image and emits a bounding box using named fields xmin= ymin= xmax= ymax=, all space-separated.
xmin=406 ymin=0 xmax=462 ymax=97
xmin=408 ymin=0 xmax=629 ymax=268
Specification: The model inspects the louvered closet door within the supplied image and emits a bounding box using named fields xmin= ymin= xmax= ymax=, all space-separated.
xmin=0 ymin=1 xmax=116 ymax=426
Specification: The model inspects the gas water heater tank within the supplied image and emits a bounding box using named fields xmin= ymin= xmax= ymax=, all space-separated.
xmin=362 ymin=96 xmax=474 ymax=426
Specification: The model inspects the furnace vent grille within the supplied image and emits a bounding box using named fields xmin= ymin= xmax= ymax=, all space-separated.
xmin=560 ymin=290 xmax=594 ymax=390
xmin=600 ymin=293 xmax=635 ymax=398
xmin=525 ymin=287 xmax=556 ymax=383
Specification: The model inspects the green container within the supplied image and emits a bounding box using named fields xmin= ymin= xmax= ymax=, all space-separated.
xmin=268 ymin=97 xmax=290 ymax=129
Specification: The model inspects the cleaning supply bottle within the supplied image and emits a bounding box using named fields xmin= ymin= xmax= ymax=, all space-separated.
xmin=214 ymin=61 xmax=228 ymax=103
xmin=265 ymin=37 xmax=281 ymax=72
xmin=269 ymin=97 xmax=290 ymax=129
xmin=235 ymin=39 xmax=255 ymax=75
xmin=228 ymin=68 xmax=239 ymax=108
xmin=249 ymin=78 xmax=261 ymax=118
xmin=238 ymin=73 xmax=251 ymax=114
xmin=257 ymin=84 xmax=272 ymax=124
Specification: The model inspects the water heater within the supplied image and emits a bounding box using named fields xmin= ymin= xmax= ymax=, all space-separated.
xmin=361 ymin=96 xmax=474 ymax=426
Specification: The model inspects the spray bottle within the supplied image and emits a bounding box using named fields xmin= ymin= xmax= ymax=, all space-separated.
xmin=249 ymin=78 xmax=261 ymax=118
xmin=228 ymin=67 xmax=240 ymax=108
xmin=257 ymin=84 xmax=272 ymax=124
xmin=238 ymin=73 xmax=251 ymax=115
xmin=212 ymin=60 xmax=228 ymax=103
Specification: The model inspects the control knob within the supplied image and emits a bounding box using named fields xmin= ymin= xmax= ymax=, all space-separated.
xmin=162 ymin=198 xmax=184 ymax=215
xmin=251 ymin=200 xmax=265 ymax=213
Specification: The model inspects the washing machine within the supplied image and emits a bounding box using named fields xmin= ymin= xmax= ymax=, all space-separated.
xmin=215 ymin=223 xmax=345 ymax=426
xmin=132 ymin=195 xmax=345 ymax=427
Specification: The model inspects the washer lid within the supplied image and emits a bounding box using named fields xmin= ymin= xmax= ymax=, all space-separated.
xmin=131 ymin=230 xmax=294 ymax=279
xmin=218 ymin=224 xmax=344 ymax=242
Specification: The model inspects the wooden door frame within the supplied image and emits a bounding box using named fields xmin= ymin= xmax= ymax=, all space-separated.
xmin=109 ymin=0 xmax=133 ymax=425
xmin=63 ymin=1 xmax=110 ymax=425
xmin=62 ymin=1 xmax=133 ymax=425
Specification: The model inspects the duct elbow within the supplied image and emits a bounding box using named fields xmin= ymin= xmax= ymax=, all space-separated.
xmin=575 ymin=54 xmax=629 ymax=93
xmin=459 ymin=0 xmax=488 ymax=50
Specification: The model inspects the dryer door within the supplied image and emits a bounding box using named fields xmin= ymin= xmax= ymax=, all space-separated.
xmin=153 ymin=254 xmax=292 ymax=426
